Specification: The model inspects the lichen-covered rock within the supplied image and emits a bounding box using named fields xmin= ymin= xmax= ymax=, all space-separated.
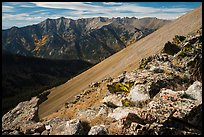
xmin=96 ymin=104 xmax=113 ymax=117
xmin=20 ymin=121 xmax=45 ymax=134
xmin=184 ymin=81 xmax=202 ymax=104
xmin=108 ymin=107 xmax=139 ymax=121
xmin=88 ymin=125 xmax=108 ymax=135
xmin=149 ymin=65 xmax=164 ymax=73
xmin=50 ymin=119 xmax=84 ymax=135
xmin=76 ymin=107 xmax=100 ymax=121
xmin=65 ymin=119 xmax=84 ymax=135
xmin=102 ymin=94 xmax=123 ymax=108
xmin=127 ymin=84 xmax=150 ymax=106
xmin=2 ymin=97 xmax=39 ymax=132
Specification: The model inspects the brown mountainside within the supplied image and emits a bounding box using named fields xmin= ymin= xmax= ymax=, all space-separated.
xmin=38 ymin=5 xmax=202 ymax=119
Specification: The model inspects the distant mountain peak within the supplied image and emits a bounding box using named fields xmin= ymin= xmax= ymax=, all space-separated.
xmin=3 ymin=16 xmax=171 ymax=64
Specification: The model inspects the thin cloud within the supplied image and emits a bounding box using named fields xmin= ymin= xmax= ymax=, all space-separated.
xmin=31 ymin=2 xmax=192 ymax=14
xmin=102 ymin=2 xmax=123 ymax=5
xmin=31 ymin=2 xmax=102 ymax=12
xmin=2 ymin=2 xmax=199 ymax=29
xmin=2 ymin=5 xmax=15 ymax=12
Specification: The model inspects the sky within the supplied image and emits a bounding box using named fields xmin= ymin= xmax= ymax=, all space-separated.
xmin=2 ymin=2 xmax=202 ymax=29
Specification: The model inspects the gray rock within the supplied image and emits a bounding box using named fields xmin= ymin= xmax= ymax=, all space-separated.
xmin=108 ymin=107 xmax=139 ymax=121
xmin=32 ymin=133 xmax=41 ymax=135
xmin=76 ymin=107 xmax=100 ymax=121
xmin=184 ymin=81 xmax=202 ymax=104
xmin=88 ymin=125 xmax=108 ymax=135
xmin=20 ymin=122 xmax=45 ymax=134
xmin=149 ymin=66 xmax=164 ymax=73
xmin=96 ymin=105 xmax=113 ymax=117
xmin=65 ymin=119 xmax=84 ymax=135
xmin=47 ymin=117 xmax=69 ymax=126
xmin=45 ymin=124 xmax=51 ymax=130
xmin=50 ymin=119 xmax=84 ymax=135
xmin=48 ymin=117 xmax=70 ymax=135
xmin=2 ymin=97 xmax=39 ymax=131
xmin=102 ymin=94 xmax=123 ymax=108
xmin=127 ymin=84 xmax=150 ymax=105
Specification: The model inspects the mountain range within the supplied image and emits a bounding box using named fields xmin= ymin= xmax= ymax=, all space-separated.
xmin=2 ymin=17 xmax=170 ymax=64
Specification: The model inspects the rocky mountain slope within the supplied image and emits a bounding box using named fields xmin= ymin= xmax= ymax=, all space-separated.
xmin=37 ymin=5 xmax=202 ymax=118
xmin=2 ymin=17 xmax=170 ymax=64
xmin=2 ymin=26 xmax=202 ymax=135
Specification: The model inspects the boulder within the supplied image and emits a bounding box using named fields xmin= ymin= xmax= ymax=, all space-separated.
xmin=88 ymin=125 xmax=108 ymax=135
xmin=184 ymin=81 xmax=202 ymax=104
xmin=127 ymin=84 xmax=150 ymax=106
xmin=47 ymin=117 xmax=70 ymax=135
xmin=96 ymin=104 xmax=113 ymax=117
xmin=149 ymin=66 xmax=164 ymax=73
xmin=20 ymin=121 xmax=45 ymax=134
xmin=2 ymin=97 xmax=39 ymax=132
xmin=108 ymin=107 xmax=139 ymax=121
xmin=45 ymin=124 xmax=51 ymax=130
xmin=47 ymin=117 xmax=69 ymax=126
xmin=65 ymin=119 xmax=84 ymax=135
xmin=76 ymin=107 xmax=100 ymax=121
xmin=50 ymin=119 xmax=84 ymax=135
xmin=102 ymin=94 xmax=123 ymax=108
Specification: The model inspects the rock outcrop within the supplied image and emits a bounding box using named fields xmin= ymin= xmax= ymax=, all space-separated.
xmin=49 ymin=119 xmax=85 ymax=135
xmin=88 ymin=125 xmax=108 ymax=135
xmin=2 ymin=97 xmax=41 ymax=135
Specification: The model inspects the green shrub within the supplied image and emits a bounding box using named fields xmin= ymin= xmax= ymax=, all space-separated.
xmin=107 ymin=82 xmax=134 ymax=93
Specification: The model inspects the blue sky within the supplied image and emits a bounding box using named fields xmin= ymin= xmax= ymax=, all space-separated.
xmin=2 ymin=2 xmax=202 ymax=29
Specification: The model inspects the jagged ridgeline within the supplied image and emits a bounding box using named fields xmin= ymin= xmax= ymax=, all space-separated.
xmin=2 ymin=28 xmax=202 ymax=135
xmin=2 ymin=17 xmax=170 ymax=64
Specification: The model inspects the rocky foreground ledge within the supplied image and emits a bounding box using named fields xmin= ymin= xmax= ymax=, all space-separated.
xmin=2 ymin=28 xmax=202 ymax=135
